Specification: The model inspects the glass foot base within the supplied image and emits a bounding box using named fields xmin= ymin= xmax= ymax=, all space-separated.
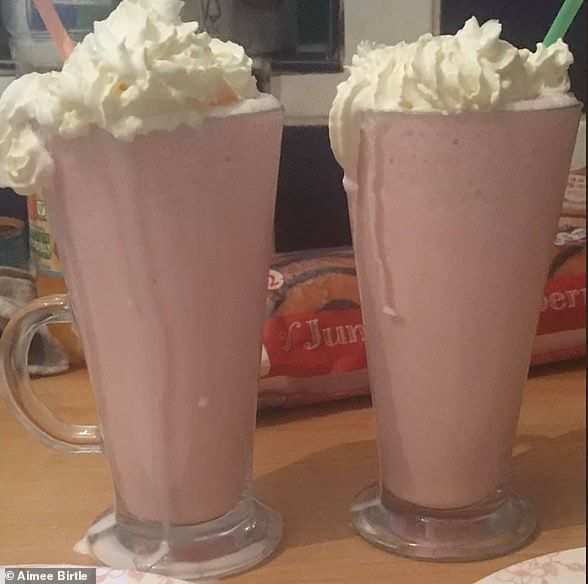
xmin=82 ymin=498 xmax=282 ymax=580
xmin=350 ymin=483 xmax=537 ymax=562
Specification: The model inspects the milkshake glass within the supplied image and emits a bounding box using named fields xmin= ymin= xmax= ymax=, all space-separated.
xmin=329 ymin=16 xmax=583 ymax=561
xmin=0 ymin=101 xmax=284 ymax=577
xmin=346 ymin=104 xmax=581 ymax=560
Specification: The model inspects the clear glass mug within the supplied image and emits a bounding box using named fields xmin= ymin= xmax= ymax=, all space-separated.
xmin=0 ymin=106 xmax=284 ymax=579
xmin=345 ymin=103 xmax=581 ymax=561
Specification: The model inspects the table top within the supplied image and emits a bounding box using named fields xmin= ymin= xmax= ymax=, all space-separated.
xmin=1 ymin=360 xmax=585 ymax=584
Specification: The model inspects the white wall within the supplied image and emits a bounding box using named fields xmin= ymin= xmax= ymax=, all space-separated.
xmin=273 ymin=0 xmax=436 ymax=124
xmin=343 ymin=0 xmax=435 ymax=63
xmin=0 ymin=76 xmax=13 ymax=94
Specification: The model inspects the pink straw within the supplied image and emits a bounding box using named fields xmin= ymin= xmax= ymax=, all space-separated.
xmin=33 ymin=0 xmax=75 ymax=61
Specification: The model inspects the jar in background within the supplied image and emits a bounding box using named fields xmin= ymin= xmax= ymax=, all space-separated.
xmin=27 ymin=193 xmax=85 ymax=364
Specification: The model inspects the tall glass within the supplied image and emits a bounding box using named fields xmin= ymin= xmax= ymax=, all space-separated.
xmin=347 ymin=104 xmax=581 ymax=561
xmin=0 ymin=105 xmax=284 ymax=579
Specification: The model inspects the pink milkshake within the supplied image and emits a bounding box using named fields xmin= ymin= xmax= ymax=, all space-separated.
xmin=0 ymin=0 xmax=284 ymax=578
xmin=330 ymin=18 xmax=582 ymax=560
xmin=352 ymin=107 xmax=580 ymax=511
xmin=47 ymin=105 xmax=283 ymax=526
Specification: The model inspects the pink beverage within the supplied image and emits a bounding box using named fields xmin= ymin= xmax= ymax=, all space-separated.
xmin=0 ymin=103 xmax=284 ymax=578
xmin=348 ymin=104 xmax=581 ymax=559
xmin=48 ymin=111 xmax=283 ymax=525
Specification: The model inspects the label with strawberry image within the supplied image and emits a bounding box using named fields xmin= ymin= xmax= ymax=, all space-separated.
xmin=27 ymin=193 xmax=64 ymax=277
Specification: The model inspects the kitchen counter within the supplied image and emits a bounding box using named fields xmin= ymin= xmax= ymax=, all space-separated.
xmin=0 ymin=360 xmax=585 ymax=583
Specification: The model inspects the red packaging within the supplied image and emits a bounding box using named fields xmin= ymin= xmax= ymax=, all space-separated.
xmin=259 ymin=249 xmax=369 ymax=408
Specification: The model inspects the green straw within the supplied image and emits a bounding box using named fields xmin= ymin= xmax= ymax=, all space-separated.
xmin=543 ymin=0 xmax=584 ymax=45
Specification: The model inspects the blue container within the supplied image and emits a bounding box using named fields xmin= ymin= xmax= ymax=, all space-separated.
xmin=1 ymin=0 xmax=115 ymax=74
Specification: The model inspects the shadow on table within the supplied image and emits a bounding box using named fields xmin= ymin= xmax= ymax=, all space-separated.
xmin=528 ymin=357 xmax=586 ymax=379
xmin=256 ymin=429 xmax=586 ymax=550
xmin=512 ymin=429 xmax=586 ymax=531
xmin=255 ymin=439 xmax=377 ymax=549
xmin=257 ymin=395 xmax=372 ymax=428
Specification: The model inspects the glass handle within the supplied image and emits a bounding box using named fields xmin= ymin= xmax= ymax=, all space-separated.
xmin=0 ymin=294 xmax=103 ymax=453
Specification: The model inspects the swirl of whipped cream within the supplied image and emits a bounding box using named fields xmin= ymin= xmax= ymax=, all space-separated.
xmin=330 ymin=17 xmax=577 ymax=179
xmin=0 ymin=0 xmax=269 ymax=195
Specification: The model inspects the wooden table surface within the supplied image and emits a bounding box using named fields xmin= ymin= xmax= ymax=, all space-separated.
xmin=1 ymin=360 xmax=585 ymax=583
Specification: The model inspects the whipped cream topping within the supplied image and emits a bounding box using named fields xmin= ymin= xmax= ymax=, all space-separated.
xmin=0 ymin=0 xmax=270 ymax=195
xmin=330 ymin=17 xmax=577 ymax=178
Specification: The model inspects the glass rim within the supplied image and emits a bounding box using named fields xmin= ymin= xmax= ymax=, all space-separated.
xmin=361 ymin=100 xmax=582 ymax=119
xmin=50 ymin=96 xmax=284 ymax=146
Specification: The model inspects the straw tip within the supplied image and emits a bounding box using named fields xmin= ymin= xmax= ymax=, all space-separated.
xmin=543 ymin=0 xmax=584 ymax=46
